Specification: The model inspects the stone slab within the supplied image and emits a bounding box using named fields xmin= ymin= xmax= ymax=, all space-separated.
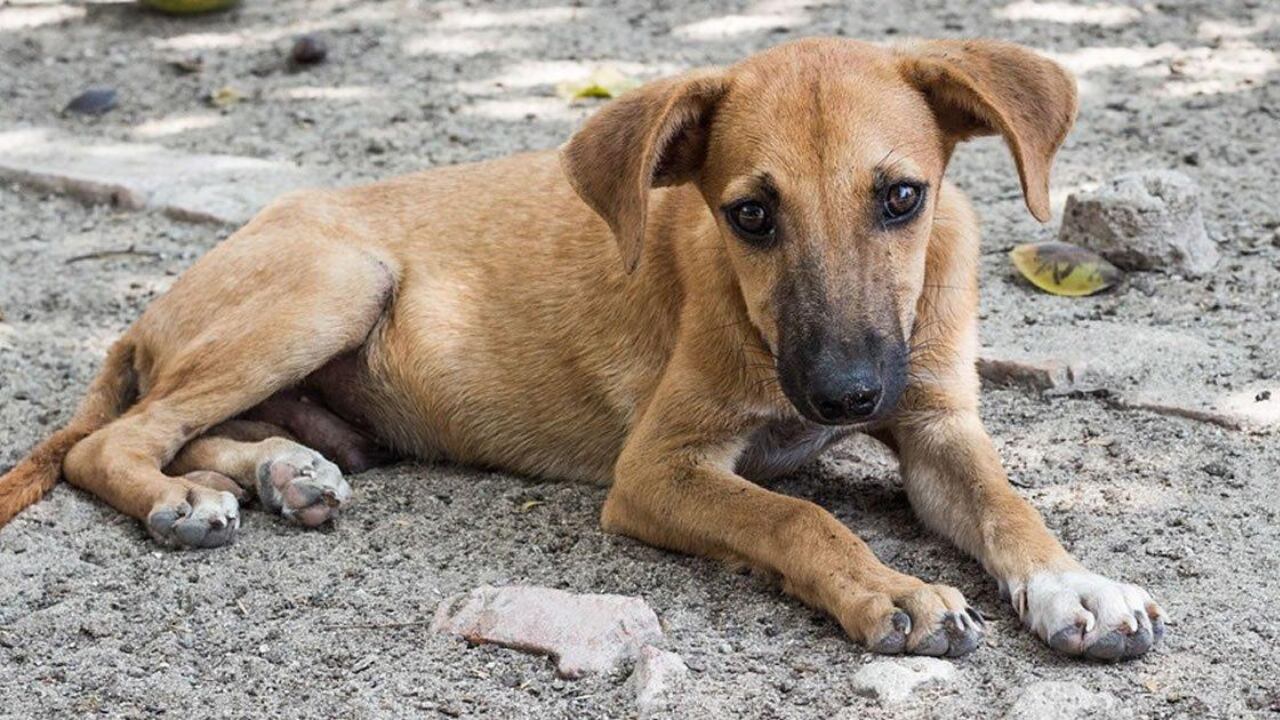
xmin=0 ymin=127 xmax=319 ymax=226
xmin=431 ymin=584 xmax=665 ymax=679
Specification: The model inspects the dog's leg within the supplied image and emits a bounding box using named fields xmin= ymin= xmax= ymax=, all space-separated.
xmin=63 ymin=235 xmax=395 ymax=548
xmin=882 ymin=192 xmax=1164 ymax=660
xmin=239 ymin=391 xmax=389 ymax=474
xmin=604 ymin=362 xmax=984 ymax=657
xmin=885 ymin=409 xmax=1163 ymax=660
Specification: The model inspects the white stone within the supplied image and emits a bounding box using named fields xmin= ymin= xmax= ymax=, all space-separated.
xmin=1058 ymin=170 xmax=1218 ymax=276
xmin=0 ymin=127 xmax=319 ymax=226
xmin=1004 ymin=681 xmax=1121 ymax=719
xmin=430 ymin=585 xmax=665 ymax=678
xmin=629 ymin=645 xmax=688 ymax=717
xmin=850 ymin=657 xmax=956 ymax=705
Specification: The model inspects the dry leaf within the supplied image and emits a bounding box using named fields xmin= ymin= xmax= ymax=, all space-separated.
xmin=141 ymin=0 xmax=241 ymax=15
xmin=556 ymin=67 xmax=640 ymax=102
xmin=207 ymin=85 xmax=244 ymax=108
xmin=1010 ymin=241 xmax=1122 ymax=297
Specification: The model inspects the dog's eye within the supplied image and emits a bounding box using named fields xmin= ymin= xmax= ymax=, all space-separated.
xmin=882 ymin=182 xmax=923 ymax=222
xmin=726 ymin=200 xmax=775 ymax=242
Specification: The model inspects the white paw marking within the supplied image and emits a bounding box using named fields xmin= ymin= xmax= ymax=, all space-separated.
xmin=1008 ymin=570 xmax=1165 ymax=657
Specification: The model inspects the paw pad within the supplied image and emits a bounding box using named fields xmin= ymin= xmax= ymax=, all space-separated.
xmin=256 ymin=449 xmax=352 ymax=527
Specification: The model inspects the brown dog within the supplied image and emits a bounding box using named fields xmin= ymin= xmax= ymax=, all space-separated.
xmin=0 ymin=38 xmax=1164 ymax=660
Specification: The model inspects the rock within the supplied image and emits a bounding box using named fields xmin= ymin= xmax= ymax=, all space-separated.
xmin=64 ymin=87 xmax=118 ymax=116
xmin=0 ymin=127 xmax=319 ymax=226
xmin=850 ymin=657 xmax=956 ymax=706
xmin=430 ymin=585 xmax=664 ymax=678
xmin=1004 ymin=681 xmax=1120 ymax=719
xmin=977 ymin=356 xmax=1085 ymax=392
xmin=290 ymin=34 xmax=328 ymax=67
xmin=629 ymin=645 xmax=688 ymax=717
xmin=1058 ymin=170 xmax=1218 ymax=276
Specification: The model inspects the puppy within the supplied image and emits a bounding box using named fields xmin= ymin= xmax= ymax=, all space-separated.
xmin=0 ymin=38 xmax=1164 ymax=660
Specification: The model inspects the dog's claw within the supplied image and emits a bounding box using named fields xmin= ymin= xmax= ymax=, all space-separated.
xmin=147 ymin=488 xmax=239 ymax=549
xmin=966 ymin=606 xmax=986 ymax=629
xmin=1152 ymin=615 xmax=1166 ymax=643
xmin=891 ymin=610 xmax=911 ymax=633
xmin=870 ymin=611 xmax=911 ymax=654
xmin=943 ymin=611 xmax=983 ymax=657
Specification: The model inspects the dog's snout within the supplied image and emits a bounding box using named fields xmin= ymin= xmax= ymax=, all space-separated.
xmin=776 ymin=320 xmax=907 ymax=427
xmin=808 ymin=372 xmax=883 ymax=424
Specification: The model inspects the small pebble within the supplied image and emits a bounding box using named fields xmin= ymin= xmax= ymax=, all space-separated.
xmin=64 ymin=87 xmax=117 ymax=116
xmin=290 ymin=34 xmax=328 ymax=66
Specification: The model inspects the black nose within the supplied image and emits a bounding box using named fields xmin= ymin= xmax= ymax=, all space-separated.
xmin=809 ymin=380 xmax=882 ymax=423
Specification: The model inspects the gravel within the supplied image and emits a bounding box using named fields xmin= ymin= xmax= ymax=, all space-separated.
xmin=2 ymin=1 xmax=1279 ymax=718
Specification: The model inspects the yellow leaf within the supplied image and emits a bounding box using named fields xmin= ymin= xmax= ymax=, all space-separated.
xmin=141 ymin=0 xmax=240 ymax=15
xmin=1010 ymin=241 xmax=1122 ymax=297
xmin=556 ymin=68 xmax=640 ymax=103
xmin=519 ymin=500 xmax=544 ymax=513
xmin=207 ymin=85 xmax=244 ymax=108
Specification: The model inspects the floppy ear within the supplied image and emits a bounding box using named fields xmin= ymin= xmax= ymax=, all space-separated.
xmin=560 ymin=70 xmax=729 ymax=272
xmin=896 ymin=39 xmax=1078 ymax=222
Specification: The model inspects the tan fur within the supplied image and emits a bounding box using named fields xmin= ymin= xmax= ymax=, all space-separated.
xmin=0 ymin=38 xmax=1138 ymax=656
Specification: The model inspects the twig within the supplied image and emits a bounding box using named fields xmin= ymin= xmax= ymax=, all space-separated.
xmin=65 ymin=245 xmax=163 ymax=264
xmin=322 ymin=620 xmax=433 ymax=631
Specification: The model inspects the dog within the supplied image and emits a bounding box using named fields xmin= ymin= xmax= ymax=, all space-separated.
xmin=0 ymin=38 xmax=1164 ymax=660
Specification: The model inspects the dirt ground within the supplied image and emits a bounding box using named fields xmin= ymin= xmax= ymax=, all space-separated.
xmin=1 ymin=0 xmax=1279 ymax=718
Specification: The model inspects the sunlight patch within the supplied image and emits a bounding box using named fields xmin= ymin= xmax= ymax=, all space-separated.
xmin=454 ymin=59 xmax=670 ymax=95
xmin=671 ymin=13 xmax=809 ymax=41
xmin=275 ymin=86 xmax=383 ymax=101
xmin=1197 ymin=13 xmax=1277 ymax=41
xmin=131 ymin=113 xmax=223 ymax=139
xmin=1046 ymin=44 xmax=1176 ymax=74
xmin=403 ymin=31 xmax=531 ymax=57
xmin=1162 ymin=41 xmax=1277 ymax=98
xmin=435 ymin=6 xmax=588 ymax=30
xmin=995 ymin=1 xmax=1141 ymax=26
xmin=460 ymin=96 xmax=588 ymax=123
xmin=0 ymin=4 xmax=84 ymax=31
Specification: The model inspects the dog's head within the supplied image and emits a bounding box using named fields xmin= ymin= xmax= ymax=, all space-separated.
xmin=562 ymin=39 xmax=1076 ymax=425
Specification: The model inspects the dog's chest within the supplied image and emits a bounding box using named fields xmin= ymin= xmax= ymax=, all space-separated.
xmin=735 ymin=418 xmax=854 ymax=481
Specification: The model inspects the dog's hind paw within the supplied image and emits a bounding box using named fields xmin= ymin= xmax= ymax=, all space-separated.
xmin=147 ymin=486 xmax=240 ymax=549
xmin=1010 ymin=570 xmax=1165 ymax=661
xmin=256 ymin=446 xmax=352 ymax=527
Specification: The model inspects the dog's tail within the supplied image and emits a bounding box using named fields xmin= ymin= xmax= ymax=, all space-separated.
xmin=0 ymin=339 xmax=137 ymax=528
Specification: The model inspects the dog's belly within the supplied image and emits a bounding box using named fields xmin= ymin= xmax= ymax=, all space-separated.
xmin=329 ymin=297 xmax=641 ymax=485
xmin=304 ymin=348 xmax=850 ymax=485
xmin=736 ymin=418 xmax=855 ymax=481
xmin=304 ymin=338 xmax=852 ymax=485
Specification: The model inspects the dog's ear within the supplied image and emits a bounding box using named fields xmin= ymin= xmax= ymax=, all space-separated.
xmin=896 ymin=40 xmax=1077 ymax=222
xmin=560 ymin=70 xmax=728 ymax=272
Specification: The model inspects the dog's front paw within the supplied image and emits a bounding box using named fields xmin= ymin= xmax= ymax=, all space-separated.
xmin=1009 ymin=570 xmax=1165 ymax=661
xmin=838 ymin=582 xmax=985 ymax=657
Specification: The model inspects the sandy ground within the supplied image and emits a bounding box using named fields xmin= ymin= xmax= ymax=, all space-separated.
xmin=2 ymin=0 xmax=1279 ymax=718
